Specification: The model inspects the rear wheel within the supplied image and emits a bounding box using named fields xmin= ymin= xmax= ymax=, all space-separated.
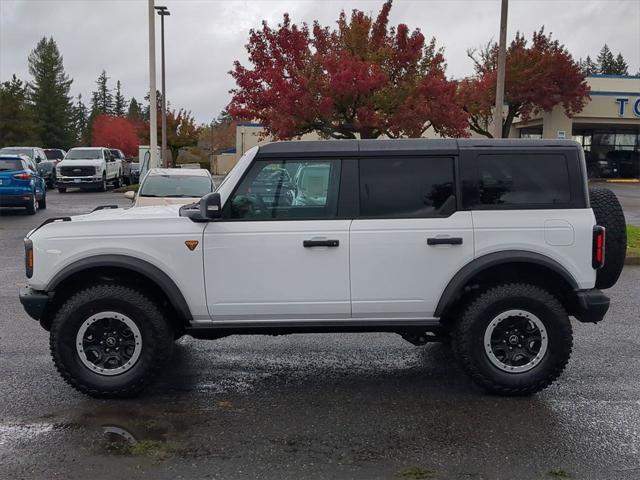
xmin=114 ymin=173 xmax=122 ymax=188
xmin=50 ymin=284 xmax=173 ymax=398
xmin=26 ymin=193 xmax=37 ymax=215
xmin=452 ymin=283 xmax=572 ymax=396
xmin=58 ymin=187 xmax=66 ymax=193
xmin=589 ymin=187 xmax=627 ymax=289
xmin=38 ymin=190 xmax=47 ymax=209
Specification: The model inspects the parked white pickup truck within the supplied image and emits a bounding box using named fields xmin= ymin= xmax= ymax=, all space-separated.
xmin=56 ymin=147 xmax=122 ymax=192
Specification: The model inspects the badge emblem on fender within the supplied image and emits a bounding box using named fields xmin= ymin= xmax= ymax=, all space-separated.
xmin=185 ymin=240 xmax=199 ymax=251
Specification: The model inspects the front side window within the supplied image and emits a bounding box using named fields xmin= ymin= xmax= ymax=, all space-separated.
xmin=462 ymin=154 xmax=571 ymax=208
xmin=359 ymin=157 xmax=455 ymax=218
xmin=228 ymin=159 xmax=340 ymax=220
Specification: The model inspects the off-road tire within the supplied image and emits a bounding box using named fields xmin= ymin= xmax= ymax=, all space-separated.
xmin=589 ymin=187 xmax=627 ymax=289
xmin=38 ymin=191 xmax=46 ymax=209
xmin=26 ymin=193 xmax=37 ymax=215
xmin=57 ymin=187 xmax=66 ymax=193
xmin=50 ymin=284 xmax=173 ymax=398
xmin=452 ymin=283 xmax=573 ymax=396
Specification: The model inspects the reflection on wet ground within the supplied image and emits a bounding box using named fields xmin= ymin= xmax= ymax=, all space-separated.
xmin=2 ymin=336 xmax=640 ymax=479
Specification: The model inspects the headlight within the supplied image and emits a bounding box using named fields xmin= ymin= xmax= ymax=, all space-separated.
xmin=96 ymin=166 xmax=101 ymax=174
xmin=25 ymin=238 xmax=33 ymax=278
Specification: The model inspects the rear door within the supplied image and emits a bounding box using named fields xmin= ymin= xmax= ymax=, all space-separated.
xmin=203 ymin=157 xmax=351 ymax=321
xmin=350 ymin=156 xmax=474 ymax=319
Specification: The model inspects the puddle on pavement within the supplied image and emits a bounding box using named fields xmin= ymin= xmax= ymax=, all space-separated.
xmin=75 ymin=407 xmax=177 ymax=459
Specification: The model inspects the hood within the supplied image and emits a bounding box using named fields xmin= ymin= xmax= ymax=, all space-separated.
xmin=74 ymin=204 xmax=183 ymax=222
xmin=57 ymin=159 xmax=104 ymax=168
xmin=26 ymin=204 xmax=186 ymax=239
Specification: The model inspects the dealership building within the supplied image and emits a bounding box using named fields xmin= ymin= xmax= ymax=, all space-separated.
xmin=512 ymin=74 xmax=640 ymax=178
xmin=215 ymin=75 xmax=640 ymax=178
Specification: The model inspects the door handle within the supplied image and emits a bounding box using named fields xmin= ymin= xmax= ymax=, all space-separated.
xmin=303 ymin=239 xmax=339 ymax=248
xmin=427 ymin=237 xmax=463 ymax=246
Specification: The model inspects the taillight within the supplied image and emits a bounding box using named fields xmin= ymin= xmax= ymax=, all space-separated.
xmin=592 ymin=226 xmax=605 ymax=269
xmin=13 ymin=172 xmax=32 ymax=181
xmin=24 ymin=238 xmax=33 ymax=278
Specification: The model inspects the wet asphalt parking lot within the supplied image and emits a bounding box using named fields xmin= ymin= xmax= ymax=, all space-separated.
xmin=1 ymin=187 xmax=639 ymax=480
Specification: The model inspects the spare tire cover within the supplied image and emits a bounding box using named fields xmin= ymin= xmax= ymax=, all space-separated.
xmin=589 ymin=187 xmax=627 ymax=289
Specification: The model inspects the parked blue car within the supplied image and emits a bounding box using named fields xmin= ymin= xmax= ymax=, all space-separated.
xmin=0 ymin=154 xmax=46 ymax=214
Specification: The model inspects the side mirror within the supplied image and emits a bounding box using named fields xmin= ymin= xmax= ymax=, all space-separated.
xmin=200 ymin=192 xmax=222 ymax=220
xmin=124 ymin=191 xmax=135 ymax=201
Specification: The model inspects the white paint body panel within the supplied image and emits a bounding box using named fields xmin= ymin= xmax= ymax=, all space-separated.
xmin=472 ymin=209 xmax=596 ymax=289
xmin=350 ymin=212 xmax=474 ymax=318
xmin=203 ymin=220 xmax=351 ymax=320
xmin=28 ymin=205 xmax=210 ymax=321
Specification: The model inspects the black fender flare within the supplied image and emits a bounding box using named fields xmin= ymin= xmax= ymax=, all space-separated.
xmin=47 ymin=254 xmax=192 ymax=321
xmin=434 ymin=250 xmax=579 ymax=317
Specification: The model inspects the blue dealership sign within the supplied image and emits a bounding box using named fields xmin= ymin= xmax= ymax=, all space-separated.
xmin=615 ymin=97 xmax=640 ymax=117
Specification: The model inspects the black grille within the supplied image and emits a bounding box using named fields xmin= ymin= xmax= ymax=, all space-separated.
xmin=60 ymin=166 xmax=95 ymax=176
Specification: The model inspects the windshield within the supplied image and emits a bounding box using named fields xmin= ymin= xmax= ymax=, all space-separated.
xmin=65 ymin=149 xmax=102 ymax=160
xmin=0 ymin=159 xmax=24 ymax=171
xmin=140 ymin=175 xmax=213 ymax=198
xmin=0 ymin=147 xmax=33 ymax=159
xmin=44 ymin=149 xmax=64 ymax=160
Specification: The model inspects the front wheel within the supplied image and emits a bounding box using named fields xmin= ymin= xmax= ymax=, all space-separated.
xmin=100 ymin=174 xmax=107 ymax=192
xmin=452 ymin=283 xmax=572 ymax=396
xmin=58 ymin=187 xmax=66 ymax=193
xmin=50 ymin=284 xmax=174 ymax=398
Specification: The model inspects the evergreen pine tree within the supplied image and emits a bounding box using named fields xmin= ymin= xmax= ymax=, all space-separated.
xmin=27 ymin=37 xmax=74 ymax=148
xmin=0 ymin=74 xmax=38 ymax=146
xmin=91 ymin=70 xmax=114 ymax=116
xmin=127 ymin=97 xmax=143 ymax=121
xmin=612 ymin=53 xmax=629 ymax=76
xmin=114 ymin=80 xmax=127 ymax=116
xmin=72 ymin=94 xmax=89 ymax=145
xmin=579 ymin=55 xmax=598 ymax=76
xmin=596 ymin=44 xmax=616 ymax=74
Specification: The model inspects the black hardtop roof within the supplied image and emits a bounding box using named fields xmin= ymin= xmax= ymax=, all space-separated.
xmin=256 ymin=138 xmax=580 ymax=157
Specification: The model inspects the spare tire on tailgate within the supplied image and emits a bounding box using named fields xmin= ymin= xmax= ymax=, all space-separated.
xmin=589 ymin=187 xmax=627 ymax=289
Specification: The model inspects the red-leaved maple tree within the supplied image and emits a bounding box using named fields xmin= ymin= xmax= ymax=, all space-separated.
xmin=458 ymin=28 xmax=590 ymax=138
xmin=91 ymin=115 xmax=139 ymax=156
xmin=229 ymin=0 xmax=469 ymax=139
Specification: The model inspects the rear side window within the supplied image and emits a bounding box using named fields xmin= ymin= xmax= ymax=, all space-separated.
xmin=462 ymin=153 xmax=572 ymax=209
xmin=0 ymin=159 xmax=24 ymax=171
xmin=359 ymin=157 xmax=455 ymax=218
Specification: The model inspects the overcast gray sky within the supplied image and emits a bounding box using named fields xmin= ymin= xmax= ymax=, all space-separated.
xmin=1 ymin=0 xmax=639 ymax=123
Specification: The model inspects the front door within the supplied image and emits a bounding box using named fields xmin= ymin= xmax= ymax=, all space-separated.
xmin=350 ymin=156 xmax=474 ymax=319
xmin=203 ymin=157 xmax=350 ymax=321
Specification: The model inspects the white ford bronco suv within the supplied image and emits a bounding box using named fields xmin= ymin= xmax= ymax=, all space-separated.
xmin=20 ymin=139 xmax=627 ymax=398
xmin=56 ymin=147 xmax=123 ymax=193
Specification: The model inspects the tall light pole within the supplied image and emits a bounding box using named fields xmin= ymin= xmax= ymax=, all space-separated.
xmin=155 ymin=5 xmax=170 ymax=167
xmin=148 ymin=0 xmax=158 ymax=169
xmin=494 ymin=0 xmax=509 ymax=138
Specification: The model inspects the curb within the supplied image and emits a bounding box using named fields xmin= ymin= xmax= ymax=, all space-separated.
xmin=625 ymin=256 xmax=640 ymax=266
